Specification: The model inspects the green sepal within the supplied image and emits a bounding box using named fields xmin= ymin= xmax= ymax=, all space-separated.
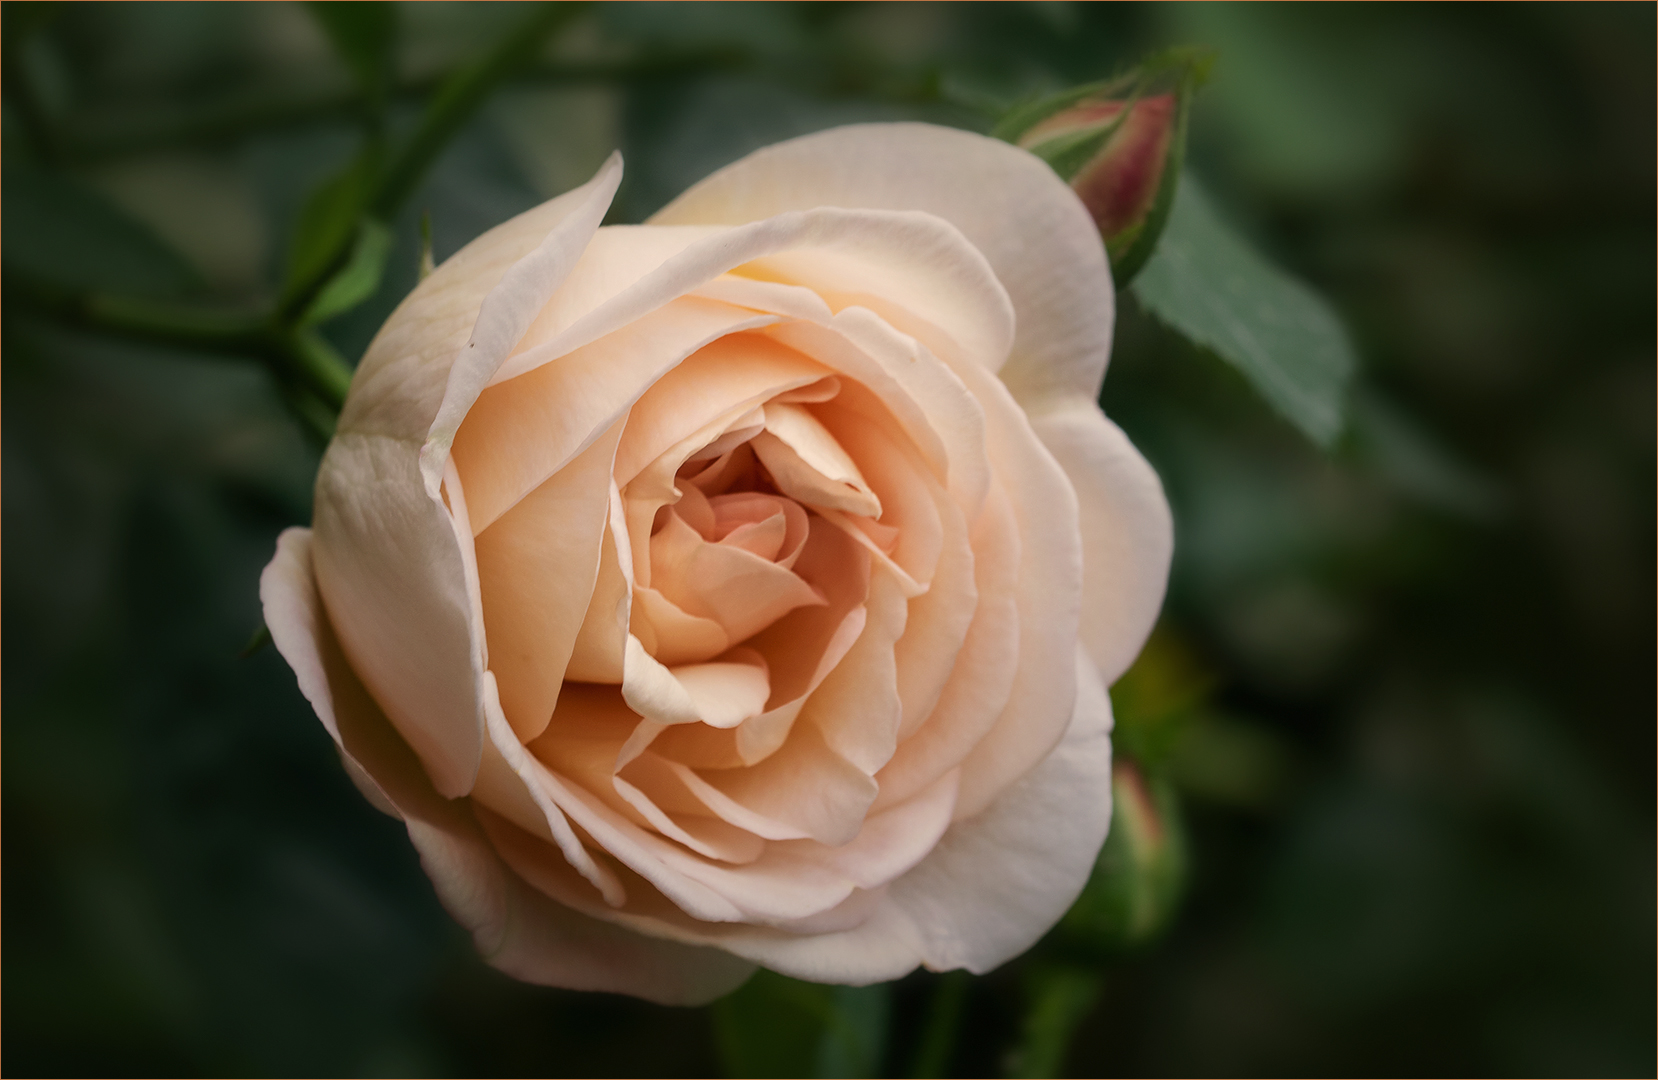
xmin=279 ymin=146 xmax=382 ymax=317
xmin=299 ymin=217 xmax=393 ymax=327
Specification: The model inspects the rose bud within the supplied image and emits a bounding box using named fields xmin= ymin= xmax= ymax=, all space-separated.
xmin=1000 ymin=51 xmax=1209 ymax=285
xmin=1060 ymin=759 xmax=1187 ymax=950
xmin=260 ymin=123 xmax=1173 ymax=1004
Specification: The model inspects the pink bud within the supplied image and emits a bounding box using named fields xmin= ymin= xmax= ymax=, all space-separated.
xmin=1018 ymin=94 xmax=1177 ymax=250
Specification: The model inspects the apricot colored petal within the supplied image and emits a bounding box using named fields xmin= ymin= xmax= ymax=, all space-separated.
xmin=873 ymin=480 xmax=1020 ymax=811
xmin=507 ymin=207 xmax=1014 ymax=398
xmin=476 ymin=420 xmax=623 ymax=743
xmin=651 ymin=123 xmax=1114 ymax=405
xmin=422 ymin=155 xmax=623 ymax=496
xmin=456 ymin=295 xmax=778 ymax=532
xmin=259 ymin=528 xmax=752 ymax=1004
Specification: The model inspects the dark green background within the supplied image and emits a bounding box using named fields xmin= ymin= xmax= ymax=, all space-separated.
xmin=5 ymin=3 xmax=1653 ymax=1075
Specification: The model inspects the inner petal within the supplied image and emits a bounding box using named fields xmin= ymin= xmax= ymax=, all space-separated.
xmin=750 ymin=401 xmax=882 ymax=518
xmin=649 ymin=508 xmax=826 ymax=645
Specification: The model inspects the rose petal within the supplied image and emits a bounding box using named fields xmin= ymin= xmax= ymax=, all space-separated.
xmin=873 ymin=480 xmax=1020 ymax=811
xmin=887 ymin=645 xmax=1113 ymax=973
xmin=496 ymin=208 xmax=1016 ymax=406
xmin=651 ymin=123 xmax=1115 ymax=408
xmin=456 ymin=294 xmax=780 ymax=532
xmin=946 ymin=360 xmax=1085 ymax=819
xmin=314 ymin=432 xmax=486 ymax=798
xmin=1028 ymin=398 xmax=1174 ymax=685
xmin=423 ymin=154 xmax=624 ymax=496
xmin=259 ymin=527 xmax=753 ymax=1005
xmin=476 ymin=420 xmax=623 ymax=743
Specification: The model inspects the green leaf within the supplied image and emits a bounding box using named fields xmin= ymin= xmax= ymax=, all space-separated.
xmin=299 ymin=218 xmax=393 ymax=326
xmin=713 ymin=970 xmax=892 ymax=1079
xmin=280 ymin=148 xmax=378 ymax=313
xmin=305 ymin=1 xmax=397 ymax=107
xmin=1131 ymin=178 xmax=1356 ymax=446
xmin=1348 ymin=388 xmax=1505 ymax=521
xmin=2 ymin=163 xmax=200 ymax=297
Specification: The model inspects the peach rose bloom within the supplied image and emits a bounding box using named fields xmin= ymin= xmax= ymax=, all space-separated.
xmin=260 ymin=123 xmax=1172 ymax=1004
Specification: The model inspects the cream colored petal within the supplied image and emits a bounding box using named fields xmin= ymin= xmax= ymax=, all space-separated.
xmin=650 ymin=123 xmax=1114 ymax=405
xmin=494 ymin=207 xmax=1015 ymax=404
xmin=690 ymin=719 xmax=879 ymax=847
xmin=632 ymin=586 xmax=732 ymax=667
xmin=313 ymin=432 xmax=486 ymax=798
xmin=590 ymin=645 xmax=1107 ymax=985
xmin=615 ymin=332 xmax=833 ymax=488
xmin=888 ymin=645 xmax=1113 ymax=974
xmin=566 ymin=483 xmax=633 ymax=683
xmin=948 ymin=360 xmax=1085 ymax=819
xmin=517 ymin=763 xmax=866 ymax=925
xmin=754 ymin=401 xmax=881 ymax=516
xmin=795 ymin=568 xmax=907 ymax=778
xmin=621 ymin=635 xmax=771 ymax=730
xmin=475 ymin=420 xmax=623 ymax=743
xmin=667 ymin=658 xmax=773 ymax=729
xmin=1028 ymin=397 xmax=1173 ymax=685
xmin=339 ymin=156 xmax=621 ymax=445
xmin=259 ymin=528 xmax=752 ymax=1004
xmin=421 ymin=154 xmax=623 ymax=496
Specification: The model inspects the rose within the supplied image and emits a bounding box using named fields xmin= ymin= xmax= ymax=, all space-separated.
xmin=260 ymin=123 xmax=1172 ymax=1005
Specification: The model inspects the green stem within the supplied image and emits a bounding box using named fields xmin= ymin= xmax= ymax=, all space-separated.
xmin=77 ymin=294 xmax=269 ymax=354
xmin=369 ymin=1 xmax=591 ymax=219
xmin=908 ymin=972 xmax=971 ymax=1078
xmin=279 ymin=2 xmax=589 ymax=328
xmin=63 ymin=289 xmax=351 ymax=425
xmin=54 ymin=47 xmax=747 ymax=164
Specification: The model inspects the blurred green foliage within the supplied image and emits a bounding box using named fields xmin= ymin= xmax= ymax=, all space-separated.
xmin=4 ymin=2 xmax=1652 ymax=1076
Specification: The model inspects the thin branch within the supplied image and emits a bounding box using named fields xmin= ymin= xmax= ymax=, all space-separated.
xmin=54 ymin=47 xmax=746 ymax=165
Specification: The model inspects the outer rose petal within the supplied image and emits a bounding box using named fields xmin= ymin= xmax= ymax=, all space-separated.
xmin=261 ymin=527 xmax=755 ymax=1005
xmin=315 ymin=157 xmax=623 ymax=797
xmin=662 ymin=643 xmax=1113 ymax=983
xmin=650 ymin=122 xmax=1116 ymax=406
xmin=1027 ymin=397 xmax=1173 ymax=685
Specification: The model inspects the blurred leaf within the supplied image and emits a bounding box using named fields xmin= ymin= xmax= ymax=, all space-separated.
xmin=714 ymin=970 xmax=891 ymax=1079
xmin=299 ymin=218 xmax=393 ymax=327
xmin=1008 ymin=966 xmax=1102 ymax=1079
xmin=2 ymin=163 xmax=200 ymax=297
xmin=1349 ymin=388 xmax=1505 ymax=521
xmin=305 ymin=2 xmax=397 ymax=108
xmin=1169 ymin=712 xmax=1298 ymax=810
xmin=280 ymin=148 xmax=378 ymax=314
xmin=1062 ymin=762 xmax=1187 ymax=951
xmin=1131 ymin=178 xmax=1357 ymax=446
xmin=1109 ymin=630 xmax=1214 ymax=767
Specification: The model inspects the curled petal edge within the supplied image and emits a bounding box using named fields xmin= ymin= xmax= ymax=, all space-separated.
xmin=260 ymin=526 xmax=756 ymax=1005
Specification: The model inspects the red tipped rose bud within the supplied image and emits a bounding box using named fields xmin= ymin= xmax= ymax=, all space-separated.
xmin=998 ymin=49 xmax=1211 ymax=286
xmin=1060 ymin=758 xmax=1187 ymax=950
xmin=1018 ymin=95 xmax=1176 ymax=256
